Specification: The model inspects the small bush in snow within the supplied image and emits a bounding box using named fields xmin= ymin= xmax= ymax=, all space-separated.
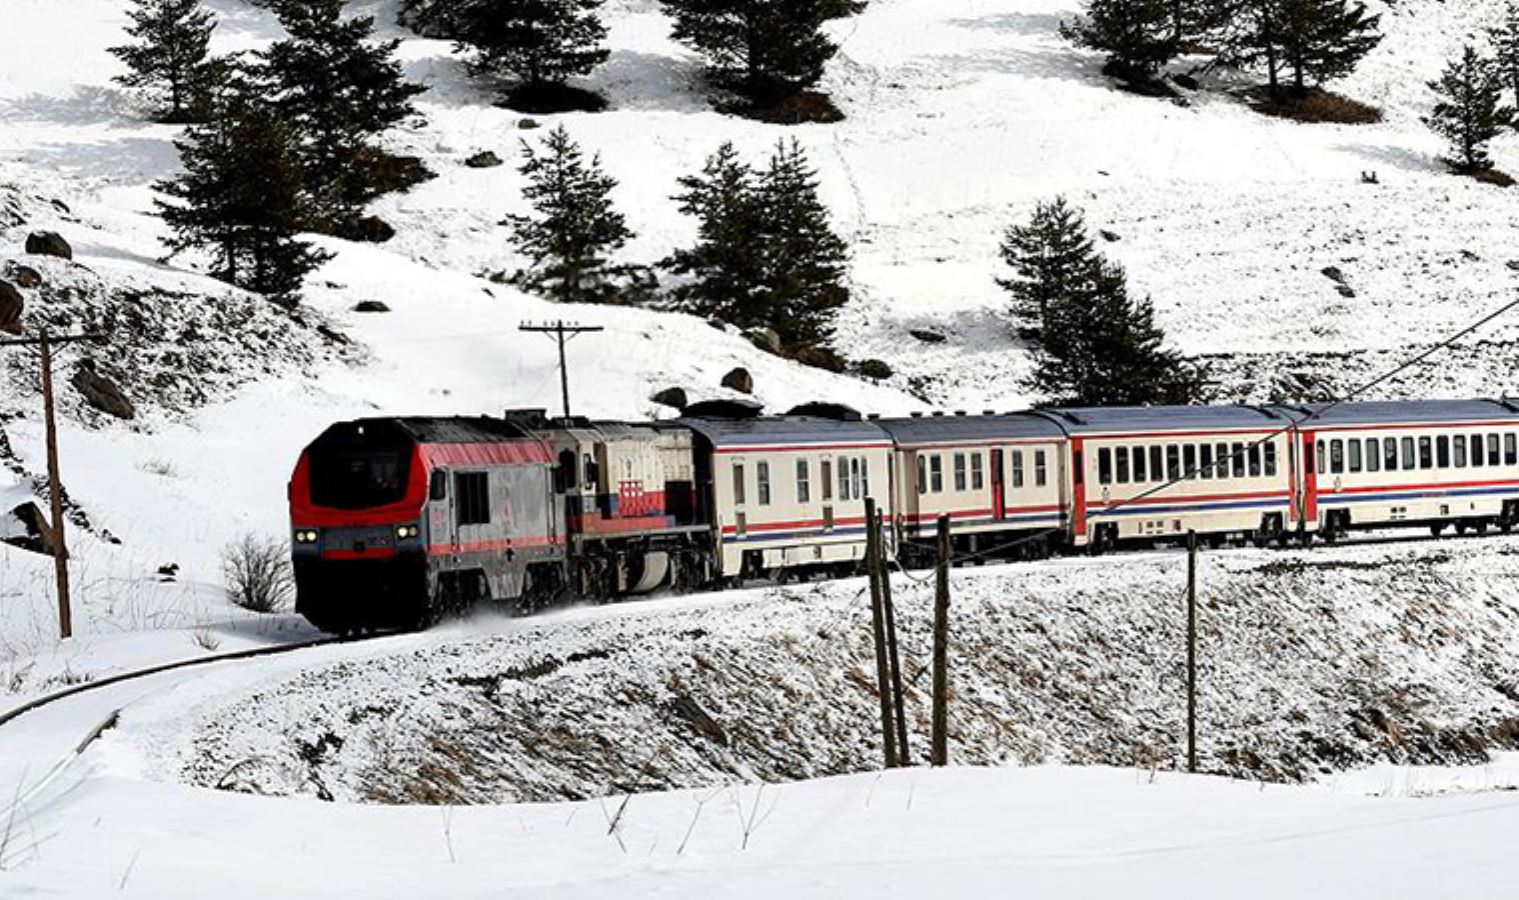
xmin=222 ymin=533 xmax=293 ymax=613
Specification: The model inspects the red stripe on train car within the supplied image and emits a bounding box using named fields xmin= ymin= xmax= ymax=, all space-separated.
xmin=1088 ymin=488 xmax=1290 ymax=508
xmin=720 ymin=515 xmax=870 ymax=535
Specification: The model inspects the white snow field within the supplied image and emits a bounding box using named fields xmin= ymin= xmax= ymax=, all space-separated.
xmin=5 ymin=0 xmax=1519 ymax=894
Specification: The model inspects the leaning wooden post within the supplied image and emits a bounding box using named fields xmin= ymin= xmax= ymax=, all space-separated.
xmin=1186 ymin=529 xmax=1198 ymax=774
xmin=877 ymin=510 xmax=910 ymax=766
xmin=864 ymin=497 xmax=898 ymax=768
xmin=931 ymin=514 xmax=951 ymax=766
xmin=39 ymin=329 xmax=72 ymax=640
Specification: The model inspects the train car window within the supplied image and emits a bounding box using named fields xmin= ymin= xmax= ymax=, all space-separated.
xmin=1132 ymin=446 xmax=1147 ymax=482
xmin=733 ymin=464 xmax=746 ymax=505
xmin=1149 ymin=447 xmax=1164 ymax=483
xmin=955 ymin=453 xmax=968 ymax=491
xmin=1402 ymin=437 xmax=1416 ymax=470
xmin=1116 ymin=447 xmax=1131 ymax=483
xmin=838 ymin=457 xmax=851 ymax=499
xmin=1436 ymin=436 xmax=1451 ymax=469
xmin=823 ymin=459 xmax=835 ymax=500
xmin=1329 ymin=440 xmax=1343 ymax=475
xmin=1315 ymin=440 xmax=1324 ymax=475
xmin=861 ymin=458 xmax=871 ymax=498
xmin=430 ymin=469 xmax=448 ymax=501
xmin=1035 ymin=450 xmax=1048 ymax=487
xmin=1199 ymin=444 xmax=1213 ymax=480
xmin=583 ymin=454 xmax=598 ymax=488
xmin=1232 ymin=443 xmax=1247 ymax=478
xmin=915 ymin=456 xmax=925 ymax=495
xmin=1214 ymin=442 xmax=1228 ymax=478
xmin=1249 ymin=444 xmax=1263 ymax=478
xmin=1347 ymin=439 xmax=1361 ymax=474
xmin=1098 ymin=448 xmax=1112 ymax=486
xmin=454 ymin=472 xmax=490 ymax=526
xmin=757 ymin=462 xmax=771 ymax=505
xmin=1489 ymin=434 xmax=1502 ymax=466
xmin=851 ymin=458 xmax=863 ymax=499
xmin=1383 ymin=438 xmax=1397 ymax=471
xmin=1264 ymin=443 xmax=1278 ymax=477
xmin=971 ymin=453 xmax=985 ymax=490
xmin=1165 ymin=445 xmax=1180 ymax=480
xmin=930 ymin=455 xmax=944 ymax=493
xmin=796 ymin=460 xmax=811 ymax=503
xmin=1507 ymin=433 xmax=1517 ymax=466
xmin=1183 ymin=445 xmax=1197 ymax=479
xmin=1454 ymin=435 xmax=1467 ymax=468
xmin=1011 ymin=450 xmax=1025 ymax=488
xmin=1469 ymin=435 xmax=1483 ymax=468
xmin=1419 ymin=436 xmax=1433 ymax=470
xmin=1363 ymin=439 xmax=1378 ymax=473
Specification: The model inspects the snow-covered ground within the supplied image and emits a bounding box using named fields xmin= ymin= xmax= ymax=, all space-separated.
xmin=5 ymin=0 xmax=1519 ymax=892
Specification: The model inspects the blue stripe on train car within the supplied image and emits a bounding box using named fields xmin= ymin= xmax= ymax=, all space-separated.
xmin=1319 ymin=485 xmax=1519 ymax=505
xmin=1092 ymin=497 xmax=1288 ymax=517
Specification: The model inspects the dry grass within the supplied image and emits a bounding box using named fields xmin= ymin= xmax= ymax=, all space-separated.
xmin=221 ymin=533 xmax=293 ymax=613
xmin=1247 ymin=86 xmax=1382 ymax=125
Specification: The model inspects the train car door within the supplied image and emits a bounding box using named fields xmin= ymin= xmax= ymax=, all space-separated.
xmin=1301 ymin=430 xmax=1319 ymax=526
xmin=991 ymin=448 xmax=1006 ymax=520
xmin=1070 ymin=438 xmax=1088 ymax=543
xmin=427 ymin=466 xmax=456 ymax=555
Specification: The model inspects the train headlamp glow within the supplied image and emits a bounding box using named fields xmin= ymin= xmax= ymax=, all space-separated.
xmin=395 ymin=524 xmax=420 ymax=540
xmin=294 ymin=530 xmax=318 ymax=544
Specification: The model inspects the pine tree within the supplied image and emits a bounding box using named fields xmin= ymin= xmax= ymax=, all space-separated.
xmin=1489 ymin=1 xmax=1519 ymax=119
xmin=998 ymin=198 xmax=1099 ymax=343
xmin=752 ymin=140 xmax=850 ymax=349
xmin=1424 ymin=46 xmax=1513 ymax=175
xmin=1061 ymin=0 xmax=1179 ymax=82
xmin=155 ymin=90 xmax=329 ymax=300
xmin=109 ymin=0 xmax=217 ymax=123
xmin=663 ymin=0 xmax=839 ymax=100
xmin=663 ymin=143 xmax=767 ymax=324
xmin=454 ymin=0 xmax=610 ymax=109
xmin=505 ymin=126 xmax=633 ymax=304
xmin=1274 ymin=0 xmax=1380 ymax=96
xmin=261 ymin=0 xmax=428 ymax=218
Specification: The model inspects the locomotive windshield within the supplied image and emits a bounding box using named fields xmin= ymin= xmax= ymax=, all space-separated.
xmin=308 ymin=421 xmax=413 ymax=509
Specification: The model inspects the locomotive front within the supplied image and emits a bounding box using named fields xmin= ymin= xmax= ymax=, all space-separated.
xmin=288 ymin=419 xmax=432 ymax=632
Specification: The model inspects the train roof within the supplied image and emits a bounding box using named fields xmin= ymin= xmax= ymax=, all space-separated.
xmin=873 ymin=413 xmax=1065 ymax=447
xmin=1033 ymin=404 xmax=1290 ymax=435
xmin=679 ymin=415 xmax=890 ymax=449
xmin=1270 ymin=399 xmax=1519 ymax=427
xmin=385 ymin=416 xmax=538 ymax=444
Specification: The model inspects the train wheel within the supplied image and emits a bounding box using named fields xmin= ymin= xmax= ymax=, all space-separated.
xmin=1430 ymin=523 xmax=1446 ymax=538
xmin=1477 ymin=520 xmax=1490 ymax=536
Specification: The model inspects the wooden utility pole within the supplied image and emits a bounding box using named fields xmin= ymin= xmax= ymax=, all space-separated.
xmin=1 ymin=328 xmax=107 ymax=640
xmin=876 ymin=509 xmax=910 ymax=766
xmin=1186 ymin=529 xmax=1199 ymax=774
xmin=518 ymin=321 xmax=604 ymax=418
xmin=863 ymin=497 xmax=899 ymax=768
xmin=931 ymin=514 xmax=951 ymax=766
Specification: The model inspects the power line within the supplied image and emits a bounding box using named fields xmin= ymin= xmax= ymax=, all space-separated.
xmin=519 ymin=321 xmax=603 ymax=419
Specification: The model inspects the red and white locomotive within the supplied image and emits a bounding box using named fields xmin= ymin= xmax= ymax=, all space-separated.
xmin=289 ymin=398 xmax=1519 ymax=631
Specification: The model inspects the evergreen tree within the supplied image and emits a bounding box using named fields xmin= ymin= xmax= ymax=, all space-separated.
xmin=454 ymin=0 xmax=610 ymax=108
xmin=505 ymin=126 xmax=633 ymax=304
xmin=752 ymin=140 xmax=850 ymax=349
xmin=1274 ymin=0 xmax=1380 ymax=96
xmin=155 ymin=90 xmax=329 ymax=300
xmin=109 ymin=0 xmax=217 ymax=123
xmin=663 ymin=0 xmax=839 ymax=99
xmin=997 ymin=197 xmax=1098 ymax=343
xmin=1424 ymin=46 xmax=1513 ymax=175
xmin=261 ymin=0 xmax=427 ymax=218
xmin=663 ymin=143 xmax=766 ymax=324
xmin=1061 ymin=0 xmax=1179 ymax=82
xmin=1488 ymin=1 xmax=1519 ymax=118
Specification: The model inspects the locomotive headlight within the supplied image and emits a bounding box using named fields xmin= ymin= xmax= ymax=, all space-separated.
xmin=395 ymin=524 xmax=420 ymax=540
xmin=294 ymin=529 xmax=318 ymax=544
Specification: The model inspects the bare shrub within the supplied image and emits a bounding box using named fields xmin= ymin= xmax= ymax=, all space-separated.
xmin=222 ymin=533 xmax=293 ymax=613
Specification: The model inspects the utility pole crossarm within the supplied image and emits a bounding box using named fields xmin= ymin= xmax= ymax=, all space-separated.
xmin=519 ymin=321 xmax=603 ymax=419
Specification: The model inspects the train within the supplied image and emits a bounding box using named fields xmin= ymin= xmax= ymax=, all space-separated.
xmin=288 ymin=398 xmax=1519 ymax=632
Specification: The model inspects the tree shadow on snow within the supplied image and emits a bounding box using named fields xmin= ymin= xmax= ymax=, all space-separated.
xmin=19 ymin=136 xmax=182 ymax=189
xmin=1332 ymin=142 xmax=1445 ymax=178
xmin=945 ymin=12 xmax=1068 ymax=36
xmin=928 ymin=14 xmax=1101 ymax=86
xmin=0 ymin=85 xmax=140 ymax=130
xmin=586 ymin=50 xmax=710 ymax=114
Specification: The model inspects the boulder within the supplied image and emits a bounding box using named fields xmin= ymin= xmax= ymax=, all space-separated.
xmin=744 ymin=327 xmax=782 ymax=355
xmin=721 ymin=367 xmax=754 ymax=394
xmin=518 ymin=118 xmax=540 ymax=130
xmin=465 ymin=150 xmax=503 ymax=168
xmin=909 ymin=328 xmax=946 ymax=344
xmin=1099 ymin=229 xmax=1122 ymax=242
xmin=3 ymin=263 xmax=42 ymax=289
xmin=1321 ymin=266 xmax=1347 ymax=284
xmin=3 ymin=502 xmax=51 ymax=555
xmin=25 ymin=231 xmax=72 ymax=260
xmin=650 ymin=386 xmax=689 ymax=410
xmin=854 ymin=358 xmax=893 ymax=381
xmin=793 ymin=346 xmax=846 ymax=373
xmin=353 ymin=300 xmax=391 ymax=313
xmin=0 ymin=280 xmax=21 ymax=335
xmin=71 ymin=361 xmax=136 ymax=420
xmin=337 ymin=215 xmax=395 ymax=244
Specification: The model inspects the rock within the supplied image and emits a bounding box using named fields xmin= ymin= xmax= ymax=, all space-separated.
xmin=3 ymin=263 xmax=42 ymax=289
xmin=1321 ymin=266 xmax=1346 ymax=284
xmin=1507 ymin=260 xmax=1519 ymax=272
xmin=793 ymin=346 xmax=846 ymax=373
xmin=518 ymin=118 xmax=540 ymax=130
xmin=706 ymin=316 xmax=727 ymax=331
xmin=1172 ymin=73 xmax=1201 ymax=91
xmin=353 ymin=300 xmax=391 ymax=313
xmin=1099 ymin=229 xmax=1122 ymax=242
xmin=854 ymin=358 xmax=893 ymax=381
xmin=25 ymin=230 xmax=72 ymax=260
xmin=0 ymin=280 xmax=22 ymax=335
xmin=744 ymin=327 xmax=782 ymax=355
xmin=334 ymin=215 xmax=395 ymax=244
xmin=4 ymin=502 xmax=51 ymax=555
xmin=650 ymin=386 xmax=689 ymax=410
xmin=909 ymin=328 xmax=946 ymax=344
xmin=1335 ymin=284 xmax=1356 ymax=299
xmin=71 ymin=361 xmax=136 ymax=420
xmin=157 ymin=562 xmax=180 ymax=581
xmin=721 ymin=367 xmax=754 ymax=394
xmin=465 ymin=150 xmax=502 ymax=169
